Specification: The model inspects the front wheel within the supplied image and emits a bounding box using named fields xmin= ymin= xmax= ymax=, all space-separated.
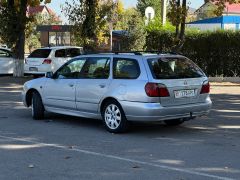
xmin=32 ymin=92 xmax=45 ymax=120
xmin=164 ymin=119 xmax=185 ymax=126
xmin=102 ymin=100 xmax=129 ymax=133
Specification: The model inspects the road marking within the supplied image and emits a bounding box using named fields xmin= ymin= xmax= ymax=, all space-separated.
xmin=0 ymin=135 xmax=235 ymax=180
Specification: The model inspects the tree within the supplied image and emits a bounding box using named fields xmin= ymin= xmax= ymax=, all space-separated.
xmin=167 ymin=0 xmax=187 ymax=51
xmin=116 ymin=8 xmax=146 ymax=51
xmin=63 ymin=0 xmax=114 ymax=50
xmin=0 ymin=0 xmax=51 ymax=77
xmin=26 ymin=14 xmax=60 ymax=53
xmin=137 ymin=0 xmax=162 ymax=18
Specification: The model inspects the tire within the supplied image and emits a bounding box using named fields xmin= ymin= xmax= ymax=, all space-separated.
xmin=102 ymin=100 xmax=129 ymax=133
xmin=164 ymin=119 xmax=185 ymax=126
xmin=32 ymin=91 xmax=44 ymax=120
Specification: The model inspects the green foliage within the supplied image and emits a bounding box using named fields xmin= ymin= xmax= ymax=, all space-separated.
xmin=146 ymin=19 xmax=175 ymax=32
xmin=0 ymin=0 xmax=51 ymax=76
xmin=146 ymin=30 xmax=240 ymax=77
xmin=136 ymin=0 xmax=161 ymax=17
xmin=0 ymin=0 xmax=51 ymax=50
xmin=116 ymin=8 xmax=146 ymax=51
xmin=63 ymin=0 xmax=114 ymax=49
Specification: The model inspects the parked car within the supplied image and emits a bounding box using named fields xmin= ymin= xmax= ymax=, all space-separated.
xmin=1 ymin=44 xmax=8 ymax=49
xmin=0 ymin=48 xmax=14 ymax=75
xmin=24 ymin=46 xmax=83 ymax=76
xmin=22 ymin=52 xmax=212 ymax=133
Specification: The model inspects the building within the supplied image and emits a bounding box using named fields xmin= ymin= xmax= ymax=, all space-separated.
xmin=37 ymin=25 xmax=72 ymax=47
xmin=27 ymin=5 xmax=61 ymax=22
xmin=195 ymin=1 xmax=240 ymax=20
xmin=187 ymin=7 xmax=197 ymax=22
xmin=187 ymin=1 xmax=240 ymax=31
xmin=187 ymin=15 xmax=240 ymax=31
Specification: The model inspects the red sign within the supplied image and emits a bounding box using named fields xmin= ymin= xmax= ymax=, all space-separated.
xmin=51 ymin=25 xmax=62 ymax=31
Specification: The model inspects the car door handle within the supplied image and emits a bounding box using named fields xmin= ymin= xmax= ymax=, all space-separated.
xmin=99 ymin=84 xmax=106 ymax=88
xmin=68 ymin=84 xmax=74 ymax=87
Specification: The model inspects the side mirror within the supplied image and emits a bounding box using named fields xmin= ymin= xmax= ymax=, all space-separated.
xmin=45 ymin=72 xmax=54 ymax=78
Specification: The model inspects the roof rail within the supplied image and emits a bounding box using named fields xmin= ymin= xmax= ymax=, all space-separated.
xmin=82 ymin=51 xmax=142 ymax=55
xmin=82 ymin=50 xmax=180 ymax=55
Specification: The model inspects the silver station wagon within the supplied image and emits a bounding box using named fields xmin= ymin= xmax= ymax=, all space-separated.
xmin=22 ymin=52 xmax=212 ymax=133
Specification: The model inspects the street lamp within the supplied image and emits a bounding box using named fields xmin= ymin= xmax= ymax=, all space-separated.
xmin=161 ymin=0 xmax=167 ymax=25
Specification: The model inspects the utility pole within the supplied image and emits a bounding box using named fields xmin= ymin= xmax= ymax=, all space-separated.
xmin=161 ymin=0 xmax=167 ymax=25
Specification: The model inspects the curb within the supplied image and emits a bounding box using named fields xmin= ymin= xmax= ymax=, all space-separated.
xmin=209 ymin=77 xmax=240 ymax=83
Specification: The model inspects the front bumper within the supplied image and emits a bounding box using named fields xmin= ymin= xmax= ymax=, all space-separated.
xmin=120 ymin=97 xmax=212 ymax=122
xmin=22 ymin=90 xmax=28 ymax=107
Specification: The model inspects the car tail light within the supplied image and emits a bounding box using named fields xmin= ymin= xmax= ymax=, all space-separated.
xmin=145 ymin=83 xmax=170 ymax=97
xmin=42 ymin=59 xmax=52 ymax=64
xmin=200 ymin=82 xmax=210 ymax=94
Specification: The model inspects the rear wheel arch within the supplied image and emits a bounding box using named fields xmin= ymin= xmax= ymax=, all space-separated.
xmin=100 ymin=97 xmax=122 ymax=114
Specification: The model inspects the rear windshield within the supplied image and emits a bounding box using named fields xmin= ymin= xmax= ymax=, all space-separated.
xmin=28 ymin=49 xmax=51 ymax=58
xmin=148 ymin=57 xmax=205 ymax=79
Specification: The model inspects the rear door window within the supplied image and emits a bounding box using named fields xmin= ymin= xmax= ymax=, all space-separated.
xmin=113 ymin=58 xmax=140 ymax=79
xmin=28 ymin=49 xmax=51 ymax=58
xmin=66 ymin=48 xmax=83 ymax=58
xmin=148 ymin=57 xmax=204 ymax=79
xmin=55 ymin=49 xmax=66 ymax=58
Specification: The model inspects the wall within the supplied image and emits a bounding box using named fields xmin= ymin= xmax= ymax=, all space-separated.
xmin=223 ymin=23 xmax=238 ymax=30
xmin=186 ymin=23 xmax=221 ymax=31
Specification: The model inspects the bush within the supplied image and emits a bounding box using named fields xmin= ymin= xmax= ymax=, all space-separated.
xmin=146 ymin=30 xmax=240 ymax=77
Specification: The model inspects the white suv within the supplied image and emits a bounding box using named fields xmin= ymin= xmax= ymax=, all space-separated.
xmin=24 ymin=46 xmax=83 ymax=75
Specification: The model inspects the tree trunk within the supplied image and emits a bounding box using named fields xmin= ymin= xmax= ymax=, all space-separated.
xmin=13 ymin=0 xmax=27 ymax=77
xmin=179 ymin=0 xmax=187 ymax=41
xmin=175 ymin=0 xmax=180 ymax=39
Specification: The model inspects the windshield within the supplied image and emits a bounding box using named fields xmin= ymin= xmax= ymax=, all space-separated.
xmin=148 ymin=57 xmax=205 ymax=79
xmin=28 ymin=49 xmax=51 ymax=58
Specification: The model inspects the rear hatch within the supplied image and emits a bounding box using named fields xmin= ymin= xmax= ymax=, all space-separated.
xmin=146 ymin=57 xmax=209 ymax=107
xmin=26 ymin=49 xmax=52 ymax=66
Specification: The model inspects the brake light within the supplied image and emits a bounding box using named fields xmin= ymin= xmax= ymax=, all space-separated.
xmin=42 ymin=59 xmax=52 ymax=64
xmin=200 ymin=82 xmax=210 ymax=94
xmin=145 ymin=83 xmax=170 ymax=97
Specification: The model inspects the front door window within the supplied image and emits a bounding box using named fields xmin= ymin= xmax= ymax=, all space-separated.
xmin=55 ymin=58 xmax=86 ymax=79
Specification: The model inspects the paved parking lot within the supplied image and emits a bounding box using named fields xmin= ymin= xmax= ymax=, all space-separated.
xmin=0 ymin=76 xmax=239 ymax=180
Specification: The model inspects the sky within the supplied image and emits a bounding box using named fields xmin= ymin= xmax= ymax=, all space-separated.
xmin=48 ymin=0 xmax=205 ymax=23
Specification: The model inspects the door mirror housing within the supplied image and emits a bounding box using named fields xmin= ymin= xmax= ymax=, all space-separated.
xmin=45 ymin=72 xmax=54 ymax=78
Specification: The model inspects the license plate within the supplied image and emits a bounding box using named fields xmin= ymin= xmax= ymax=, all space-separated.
xmin=29 ymin=67 xmax=38 ymax=72
xmin=174 ymin=89 xmax=195 ymax=98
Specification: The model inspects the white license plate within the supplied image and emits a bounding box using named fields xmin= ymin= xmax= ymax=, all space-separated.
xmin=174 ymin=90 xmax=195 ymax=98
xmin=29 ymin=67 xmax=38 ymax=72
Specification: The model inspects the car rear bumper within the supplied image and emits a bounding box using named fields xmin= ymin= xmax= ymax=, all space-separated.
xmin=119 ymin=97 xmax=212 ymax=121
xmin=24 ymin=64 xmax=51 ymax=75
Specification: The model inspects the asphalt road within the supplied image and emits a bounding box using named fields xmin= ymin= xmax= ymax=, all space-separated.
xmin=0 ymin=76 xmax=239 ymax=180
